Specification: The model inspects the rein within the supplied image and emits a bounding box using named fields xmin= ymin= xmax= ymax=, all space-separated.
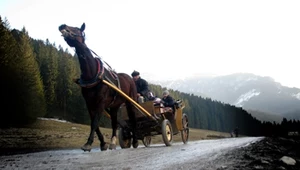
xmin=75 ymin=49 xmax=121 ymax=90
xmin=90 ymin=50 xmax=113 ymax=71
xmin=90 ymin=49 xmax=120 ymax=88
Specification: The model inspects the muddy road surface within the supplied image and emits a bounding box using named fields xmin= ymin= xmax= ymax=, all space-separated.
xmin=0 ymin=137 xmax=263 ymax=170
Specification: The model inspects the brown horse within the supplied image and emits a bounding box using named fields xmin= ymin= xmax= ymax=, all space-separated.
xmin=58 ymin=23 xmax=139 ymax=151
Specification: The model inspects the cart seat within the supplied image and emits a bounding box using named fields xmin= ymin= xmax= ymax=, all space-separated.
xmin=153 ymin=103 xmax=174 ymax=114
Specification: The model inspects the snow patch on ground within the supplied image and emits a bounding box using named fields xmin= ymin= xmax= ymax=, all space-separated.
xmin=38 ymin=117 xmax=70 ymax=123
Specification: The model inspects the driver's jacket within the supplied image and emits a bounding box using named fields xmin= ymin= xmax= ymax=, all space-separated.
xmin=135 ymin=77 xmax=150 ymax=97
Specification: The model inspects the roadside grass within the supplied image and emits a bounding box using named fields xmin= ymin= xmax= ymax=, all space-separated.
xmin=0 ymin=118 xmax=232 ymax=153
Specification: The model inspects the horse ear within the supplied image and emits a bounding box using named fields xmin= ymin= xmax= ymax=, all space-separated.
xmin=81 ymin=23 xmax=85 ymax=31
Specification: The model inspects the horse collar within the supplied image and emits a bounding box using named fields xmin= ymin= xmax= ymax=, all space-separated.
xmin=76 ymin=58 xmax=104 ymax=88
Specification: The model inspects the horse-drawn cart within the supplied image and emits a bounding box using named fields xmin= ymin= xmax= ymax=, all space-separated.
xmin=104 ymin=83 xmax=188 ymax=148
xmin=102 ymin=80 xmax=189 ymax=148
xmin=59 ymin=22 xmax=188 ymax=151
xmin=118 ymin=100 xmax=189 ymax=148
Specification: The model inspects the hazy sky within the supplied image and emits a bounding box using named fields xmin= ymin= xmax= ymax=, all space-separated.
xmin=1 ymin=0 xmax=300 ymax=88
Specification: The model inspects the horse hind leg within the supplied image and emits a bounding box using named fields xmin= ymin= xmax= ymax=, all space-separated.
xmin=109 ymin=136 xmax=117 ymax=150
xmin=108 ymin=107 xmax=119 ymax=150
xmin=126 ymin=102 xmax=139 ymax=148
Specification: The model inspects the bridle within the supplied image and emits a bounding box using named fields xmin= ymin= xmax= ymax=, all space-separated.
xmin=61 ymin=28 xmax=85 ymax=40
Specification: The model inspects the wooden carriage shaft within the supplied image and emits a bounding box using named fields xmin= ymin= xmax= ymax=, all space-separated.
xmin=102 ymin=80 xmax=157 ymax=121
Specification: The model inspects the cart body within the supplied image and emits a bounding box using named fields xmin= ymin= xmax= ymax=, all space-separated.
xmin=117 ymin=99 xmax=189 ymax=147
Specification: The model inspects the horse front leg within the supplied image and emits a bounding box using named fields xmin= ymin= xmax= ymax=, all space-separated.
xmin=81 ymin=110 xmax=102 ymax=152
xmin=95 ymin=128 xmax=108 ymax=151
xmin=83 ymin=112 xmax=109 ymax=151
xmin=109 ymin=107 xmax=119 ymax=150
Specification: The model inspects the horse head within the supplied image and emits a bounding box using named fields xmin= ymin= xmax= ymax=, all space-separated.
xmin=59 ymin=23 xmax=98 ymax=81
xmin=59 ymin=23 xmax=86 ymax=47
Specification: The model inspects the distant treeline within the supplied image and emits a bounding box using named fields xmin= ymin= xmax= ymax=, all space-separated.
xmin=1 ymin=16 xmax=298 ymax=137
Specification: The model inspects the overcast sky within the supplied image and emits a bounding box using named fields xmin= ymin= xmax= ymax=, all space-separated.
xmin=1 ymin=0 xmax=300 ymax=88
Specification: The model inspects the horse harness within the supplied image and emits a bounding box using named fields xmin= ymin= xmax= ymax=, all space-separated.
xmin=75 ymin=52 xmax=121 ymax=107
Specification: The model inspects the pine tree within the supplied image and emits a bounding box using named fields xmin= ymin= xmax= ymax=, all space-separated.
xmin=0 ymin=17 xmax=20 ymax=126
xmin=33 ymin=39 xmax=59 ymax=114
xmin=11 ymin=27 xmax=46 ymax=124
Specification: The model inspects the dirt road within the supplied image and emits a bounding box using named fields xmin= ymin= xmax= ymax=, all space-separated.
xmin=0 ymin=137 xmax=262 ymax=170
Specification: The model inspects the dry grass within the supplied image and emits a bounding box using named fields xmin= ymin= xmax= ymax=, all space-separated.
xmin=0 ymin=118 xmax=231 ymax=154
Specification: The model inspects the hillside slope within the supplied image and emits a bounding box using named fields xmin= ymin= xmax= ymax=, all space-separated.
xmin=149 ymin=73 xmax=300 ymax=121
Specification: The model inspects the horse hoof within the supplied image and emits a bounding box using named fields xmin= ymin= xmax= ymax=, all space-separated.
xmin=81 ymin=144 xmax=92 ymax=152
xmin=109 ymin=144 xmax=117 ymax=150
xmin=132 ymin=140 xmax=139 ymax=148
xmin=101 ymin=143 xmax=109 ymax=151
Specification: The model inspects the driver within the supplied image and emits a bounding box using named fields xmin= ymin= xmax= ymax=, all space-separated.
xmin=131 ymin=70 xmax=154 ymax=103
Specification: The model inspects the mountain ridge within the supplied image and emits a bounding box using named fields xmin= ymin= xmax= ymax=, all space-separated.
xmin=146 ymin=73 xmax=300 ymax=122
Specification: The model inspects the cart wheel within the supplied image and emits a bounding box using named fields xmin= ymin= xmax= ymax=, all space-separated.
xmin=161 ymin=119 xmax=173 ymax=146
xmin=181 ymin=113 xmax=189 ymax=144
xmin=142 ymin=136 xmax=152 ymax=147
xmin=118 ymin=128 xmax=132 ymax=149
